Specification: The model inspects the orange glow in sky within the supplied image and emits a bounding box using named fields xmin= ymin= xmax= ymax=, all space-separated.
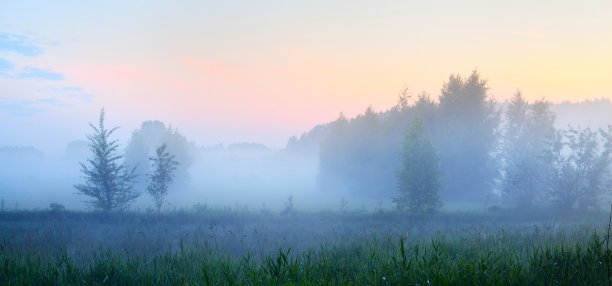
xmin=0 ymin=1 xmax=610 ymax=149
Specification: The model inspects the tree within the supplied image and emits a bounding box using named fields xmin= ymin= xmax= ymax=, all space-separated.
xmin=412 ymin=92 xmax=437 ymax=127
xmin=436 ymin=70 xmax=500 ymax=203
xmin=546 ymin=126 xmax=612 ymax=211
xmin=502 ymin=92 xmax=556 ymax=206
xmin=394 ymin=119 xmax=442 ymax=213
xmin=317 ymin=107 xmax=399 ymax=198
xmin=317 ymin=113 xmax=350 ymax=193
xmin=125 ymin=121 xmax=195 ymax=189
xmin=75 ymin=109 xmax=139 ymax=211
xmin=147 ymin=144 xmax=179 ymax=212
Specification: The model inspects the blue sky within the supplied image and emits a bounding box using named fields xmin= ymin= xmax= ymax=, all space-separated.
xmin=0 ymin=31 xmax=90 ymax=118
xmin=0 ymin=32 xmax=44 ymax=56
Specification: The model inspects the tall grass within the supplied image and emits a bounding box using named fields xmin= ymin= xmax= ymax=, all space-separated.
xmin=1 ymin=231 xmax=609 ymax=285
xmin=1 ymin=208 xmax=610 ymax=285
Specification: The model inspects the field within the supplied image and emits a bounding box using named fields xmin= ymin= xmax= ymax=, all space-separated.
xmin=1 ymin=207 xmax=611 ymax=285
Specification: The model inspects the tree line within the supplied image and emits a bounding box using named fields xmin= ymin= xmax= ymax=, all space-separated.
xmin=294 ymin=71 xmax=612 ymax=213
xmin=74 ymin=71 xmax=611 ymax=213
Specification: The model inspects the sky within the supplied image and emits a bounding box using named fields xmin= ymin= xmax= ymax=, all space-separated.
xmin=1 ymin=0 xmax=611 ymax=153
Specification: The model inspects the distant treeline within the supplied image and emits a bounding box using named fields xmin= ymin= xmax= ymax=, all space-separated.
xmin=1 ymin=71 xmax=611 ymax=212
xmin=288 ymin=71 xmax=612 ymax=211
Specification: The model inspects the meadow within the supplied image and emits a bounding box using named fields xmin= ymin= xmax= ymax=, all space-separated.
xmin=1 ymin=206 xmax=611 ymax=285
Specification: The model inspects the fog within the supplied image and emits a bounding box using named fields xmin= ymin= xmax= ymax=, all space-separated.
xmin=4 ymin=1 xmax=612 ymax=282
xmin=4 ymin=71 xmax=612 ymax=284
xmin=1 ymin=74 xmax=611 ymax=214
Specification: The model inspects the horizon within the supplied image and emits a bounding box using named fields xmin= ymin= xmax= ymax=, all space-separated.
xmin=1 ymin=95 xmax=610 ymax=156
xmin=2 ymin=1 xmax=611 ymax=152
xmin=3 ymin=3 xmax=612 ymax=284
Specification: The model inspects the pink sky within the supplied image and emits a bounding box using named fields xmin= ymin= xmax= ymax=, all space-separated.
xmin=1 ymin=1 xmax=611 ymax=151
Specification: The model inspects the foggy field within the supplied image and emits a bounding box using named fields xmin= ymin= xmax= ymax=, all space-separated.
xmin=3 ymin=1 xmax=612 ymax=284
xmin=2 ymin=73 xmax=611 ymax=285
xmin=1 ymin=208 xmax=612 ymax=285
xmin=2 ymin=75 xmax=612 ymax=285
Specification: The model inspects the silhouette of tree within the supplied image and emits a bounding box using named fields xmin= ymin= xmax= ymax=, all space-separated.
xmin=75 ymin=109 xmax=138 ymax=211
xmin=436 ymin=70 xmax=500 ymax=203
xmin=546 ymin=126 xmax=612 ymax=211
xmin=147 ymin=144 xmax=179 ymax=212
xmin=125 ymin=121 xmax=195 ymax=189
xmin=502 ymin=92 xmax=556 ymax=206
xmin=394 ymin=119 xmax=441 ymax=213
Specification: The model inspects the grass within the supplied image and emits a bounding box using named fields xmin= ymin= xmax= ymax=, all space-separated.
xmin=1 ymin=208 xmax=611 ymax=285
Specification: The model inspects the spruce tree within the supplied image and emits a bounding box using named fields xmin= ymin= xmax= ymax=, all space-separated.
xmin=75 ymin=109 xmax=138 ymax=211
xmin=394 ymin=119 xmax=442 ymax=213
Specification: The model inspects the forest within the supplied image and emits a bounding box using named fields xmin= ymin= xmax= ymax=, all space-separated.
xmin=300 ymin=71 xmax=612 ymax=213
